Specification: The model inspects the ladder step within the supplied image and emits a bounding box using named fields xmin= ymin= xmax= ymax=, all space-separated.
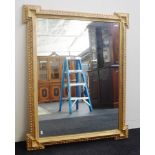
xmin=71 ymin=97 xmax=89 ymax=100
xmin=69 ymin=70 xmax=82 ymax=73
xmin=66 ymin=57 xmax=81 ymax=60
xmin=62 ymin=97 xmax=68 ymax=100
xmin=62 ymin=97 xmax=89 ymax=100
xmin=70 ymin=83 xmax=85 ymax=86
xmin=64 ymin=70 xmax=82 ymax=74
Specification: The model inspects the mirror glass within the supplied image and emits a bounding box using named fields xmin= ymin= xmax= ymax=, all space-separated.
xmin=36 ymin=18 xmax=120 ymax=137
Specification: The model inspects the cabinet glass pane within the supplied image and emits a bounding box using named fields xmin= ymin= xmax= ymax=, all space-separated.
xmin=50 ymin=59 xmax=59 ymax=79
xmin=39 ymin=61 xmax=48 ymax=80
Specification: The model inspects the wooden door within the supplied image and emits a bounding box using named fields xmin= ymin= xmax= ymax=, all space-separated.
xmin=99 ymin=68 xmax=113 ymax=108
xmin=50 ymin=82 xmax=60 ymax=102
xmin=88 ymin=70 xmax=100 ymax=108
xmin=38 ymin=81 xmax=50 ymax=103
xmin=49 ymin=56 xmax=60 ymax=82
xmin=112 ymin=67 xmax=119 ymax=107
xmin=38 ymin=57 xmax=49 ymax=81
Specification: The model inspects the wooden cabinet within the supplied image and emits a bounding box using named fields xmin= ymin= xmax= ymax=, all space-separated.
xmin=38 ymin=55 xmax=76 ymax=103
xmin=87 ymin=22 xmax=119 ymax=108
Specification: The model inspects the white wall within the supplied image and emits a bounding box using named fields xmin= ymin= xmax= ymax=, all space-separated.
xmin=15 ymin=0 xmax=140 ymax=142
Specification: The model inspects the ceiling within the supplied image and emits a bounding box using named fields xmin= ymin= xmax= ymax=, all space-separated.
xmin=36 ymin=18 xmax=92 ymax=56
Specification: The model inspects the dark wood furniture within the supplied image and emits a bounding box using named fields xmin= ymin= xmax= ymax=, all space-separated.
xmin=87 ymin=22 xmax=120 ymax=108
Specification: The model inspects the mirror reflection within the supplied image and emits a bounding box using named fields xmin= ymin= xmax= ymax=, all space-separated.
xmin=37 ymin=18 xmax=120 ymax=137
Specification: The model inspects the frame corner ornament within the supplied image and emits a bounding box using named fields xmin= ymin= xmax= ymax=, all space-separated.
xmin=115 ymin=125 xmax=128 ymax=140
xmin=26 ymin=134 xmax=45 ymax=150
xmin=23 ymin=5 xmax=41 ymax=23
xmin=114 ymin=13 xmax=129 ymax=28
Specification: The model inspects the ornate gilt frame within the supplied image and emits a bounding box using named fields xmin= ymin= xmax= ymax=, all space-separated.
xmin=23 ymin=5 xmax=129 ymax=150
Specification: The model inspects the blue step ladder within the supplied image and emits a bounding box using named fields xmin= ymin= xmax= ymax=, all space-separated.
xmin=59 ymin=57 xmax=93 ymax=114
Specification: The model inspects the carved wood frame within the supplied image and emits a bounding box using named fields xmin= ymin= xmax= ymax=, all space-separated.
xmin=23 ymin=5 xmax=129 ymax=150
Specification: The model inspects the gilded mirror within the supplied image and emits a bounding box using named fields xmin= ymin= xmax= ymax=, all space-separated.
xmin=23 ymin=5 xmax=129 ymax=150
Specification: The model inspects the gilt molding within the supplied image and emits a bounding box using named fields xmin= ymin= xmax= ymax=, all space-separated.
xmin=115 ymin=125 xmax=128 ymax=140
xmin=23 ymin=5 xmax=129 ymax=150
xmin=23 ymin=5 xmax=41 ymax=23
xmin=26 ymin=134 xmax=45 ymax=150
xmin=114 ymin=13 xmax=129 ymax=28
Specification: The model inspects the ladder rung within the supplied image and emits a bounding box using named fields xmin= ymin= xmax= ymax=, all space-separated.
xmin=71 ymin=97 xmax=89 ymax=100
xmin=69 ymin=70 xmax=82 ymax=73
xmin=70 ymin=83 xmax=85 ymax=86
xmin=62 ymin=97 xmax=89 ymax=100
xmin=66 ymin=57 xmax=81 ymax=60
xmin=62 ymin=97 xmax=68 ymax=100
xmin=64 ymin=70 xmax=83 ymax=74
